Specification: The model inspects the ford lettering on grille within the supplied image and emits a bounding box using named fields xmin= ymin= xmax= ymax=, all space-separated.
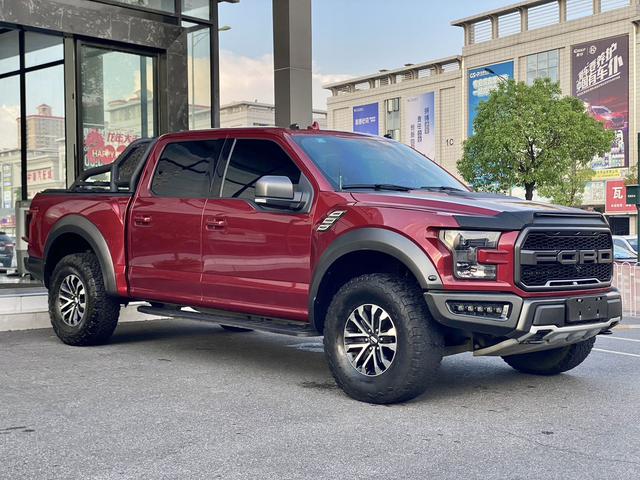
xmin=521 ymin=249 xmax=613 ymax=266
xmin=517 ymin=230 xmax=614 ymax=290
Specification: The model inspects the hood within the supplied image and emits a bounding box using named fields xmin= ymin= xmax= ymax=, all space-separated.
xmin=350 ymin=190 xmax=607 ymax=230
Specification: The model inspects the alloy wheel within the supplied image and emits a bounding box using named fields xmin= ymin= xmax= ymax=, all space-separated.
xmin=343 ymin=304 xmax=397 ymax=376
xmin=58 ymin=274 xmax=86 ymax=327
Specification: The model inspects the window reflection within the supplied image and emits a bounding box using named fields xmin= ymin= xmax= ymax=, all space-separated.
xmin=185 ymin=23 xmax=212 ymax=129
xmin=0 ymin=75 xmax=21 ymax=235
xmin=25 ymin=64 xmax=66 ymax=199
xmin=80 ymin=46 xmax=155 ymax=170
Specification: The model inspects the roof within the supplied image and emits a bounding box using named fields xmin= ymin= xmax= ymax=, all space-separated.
xmin=323 ymin=55 xmax=462 ymax=89
xmin=451 ymin=0 xmax=554 ymax=26
xmin=157 ymin=126 xmax=370 ymax=141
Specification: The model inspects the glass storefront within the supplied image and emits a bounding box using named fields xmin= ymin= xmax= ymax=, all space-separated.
xmin=80 ymin=45 xmax=156 ymax=170
xmin=0 ymin=29 xmax=65 ymax=237
xmin=0 ymin=0 xmax=218 ymax=283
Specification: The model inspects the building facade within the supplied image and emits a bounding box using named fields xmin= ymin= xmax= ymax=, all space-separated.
xmin=325 ymin=0 xmax=640 ymax=234
xmin=218 ymin=101 xmax=327 ymax=129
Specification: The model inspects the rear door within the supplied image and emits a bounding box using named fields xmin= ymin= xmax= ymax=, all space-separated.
xmin=128 ymin=137 xmax=225 ymax=304
xmin=200 ymin=136 xmax=315 ymax=320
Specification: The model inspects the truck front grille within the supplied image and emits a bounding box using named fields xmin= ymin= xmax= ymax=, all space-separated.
xmin=517 ymin=230 xmax=613 ymax=291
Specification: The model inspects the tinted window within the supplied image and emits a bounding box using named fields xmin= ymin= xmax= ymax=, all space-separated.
xmin=221 ymin=139 xmax=301 ymax=200
xmin=152 ymin=140 xmax=224 ymax=197
xmin=292 ymin=135 xmax=466 ymax=191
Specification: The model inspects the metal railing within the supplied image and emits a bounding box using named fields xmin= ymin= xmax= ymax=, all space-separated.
xmin=613 ymin=262 xmax=640 ymax=316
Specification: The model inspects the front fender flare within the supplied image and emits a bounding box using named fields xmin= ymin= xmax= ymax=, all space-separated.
xmin=309 ymin=228 xmax=442 ymax=330
xmin=44 ymin=215 xmax=118 ymax=296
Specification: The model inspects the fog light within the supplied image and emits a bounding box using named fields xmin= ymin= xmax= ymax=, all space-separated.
xmin=446 ymin=301 xmax=511 ymax=320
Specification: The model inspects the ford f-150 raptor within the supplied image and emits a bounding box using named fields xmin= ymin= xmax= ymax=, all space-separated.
xmin=26 ymin=128 xmax=622 ymax=404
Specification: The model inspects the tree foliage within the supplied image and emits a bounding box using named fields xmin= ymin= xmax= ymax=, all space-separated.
xmin=458 ymin=78 xmax=614 ymax=203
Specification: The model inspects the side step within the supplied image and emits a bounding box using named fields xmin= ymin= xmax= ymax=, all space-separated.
xmin=137 ymin=305 xmax=320 ymax=337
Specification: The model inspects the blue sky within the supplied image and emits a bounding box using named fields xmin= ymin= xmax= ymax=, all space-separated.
xmin=218 ymin=0 xmax=514 ymax=107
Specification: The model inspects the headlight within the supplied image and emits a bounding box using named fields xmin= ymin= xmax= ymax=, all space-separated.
xmin=439 ymin=230 xmax=501 ymax=280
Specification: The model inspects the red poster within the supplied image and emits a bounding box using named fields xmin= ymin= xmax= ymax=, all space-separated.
xmin=605 ymin=180 xmax=635 ymax=213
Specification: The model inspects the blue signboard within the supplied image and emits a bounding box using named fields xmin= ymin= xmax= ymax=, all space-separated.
xmin=353 ymin=103 xmax=379 ymax=135
xmin=468 ymin=61 xmax=514 ymax=136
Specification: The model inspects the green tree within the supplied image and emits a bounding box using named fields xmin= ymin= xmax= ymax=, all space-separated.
xmin=458 ymin=78 xmax=614 ymax=203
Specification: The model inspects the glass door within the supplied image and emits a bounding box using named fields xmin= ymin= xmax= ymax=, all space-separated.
xmin=78 ymin=44 xmax=157 ymax=170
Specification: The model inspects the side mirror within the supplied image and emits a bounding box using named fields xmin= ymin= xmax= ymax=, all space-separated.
xmin=255 ymin=175 xmax=304 ymax=210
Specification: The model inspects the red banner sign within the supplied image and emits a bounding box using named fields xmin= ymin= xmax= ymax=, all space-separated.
xmin=606 ymin=180 xmax=635 ymax=213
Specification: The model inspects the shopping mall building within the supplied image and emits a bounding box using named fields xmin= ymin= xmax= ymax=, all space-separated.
xmin=325 ymin=0 xmax=638 ymax=235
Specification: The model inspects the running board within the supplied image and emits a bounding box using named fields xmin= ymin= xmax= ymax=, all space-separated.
xmin=137 ymin=305 xmax=320 ymax=337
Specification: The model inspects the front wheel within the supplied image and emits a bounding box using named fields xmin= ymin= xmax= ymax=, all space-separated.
xmin=502 ymin=337 xmax=596 ymax=375
xmin=323 ymin=274 xmax=444 ymax=404
xmin=49 ymin=253 xmax=120 ymax=346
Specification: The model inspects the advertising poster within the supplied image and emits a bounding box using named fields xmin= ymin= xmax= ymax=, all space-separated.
xmin=404 ymin=92 xmax=436 ymax=160
xmin=605 ymin=180 xmax=635 ymax=213
xmin=352 ymin=103 xmax=379 ymax=135
xmin=83 ymin=128 xmax=141 ymax=169
xmin=467 ymin=61 xmax=514 ymax=136
xmin=572 ymin=35 xmax=629 ymax=169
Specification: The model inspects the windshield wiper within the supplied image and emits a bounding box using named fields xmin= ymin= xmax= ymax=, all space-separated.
xmin=341 ymin=183 xmax=413 ymax=192
xmin=419 ymin=186 xmax=466 ymax=192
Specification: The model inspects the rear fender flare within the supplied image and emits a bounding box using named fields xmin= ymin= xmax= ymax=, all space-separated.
xmin=44 ymin=215 xmax=117 ymax=296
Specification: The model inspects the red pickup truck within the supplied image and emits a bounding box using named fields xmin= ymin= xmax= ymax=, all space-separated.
xmin=26 ymin=128 xmax=621 ymax=404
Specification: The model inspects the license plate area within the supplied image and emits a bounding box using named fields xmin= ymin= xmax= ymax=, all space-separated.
xmin=566 ymin=296 xmax=608 ymax=323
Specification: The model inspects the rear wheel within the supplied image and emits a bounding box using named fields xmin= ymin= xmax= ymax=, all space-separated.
xmin=323 ymin=274 xmax=443 ymax=404
xmin=49 ymin=253 xmax=120 ymax=346
xmin=502 ymin=337 xmax=595 ymax=375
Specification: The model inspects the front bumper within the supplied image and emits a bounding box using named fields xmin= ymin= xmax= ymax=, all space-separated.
xmin=425 ymin=288 xmax=621 ymax=342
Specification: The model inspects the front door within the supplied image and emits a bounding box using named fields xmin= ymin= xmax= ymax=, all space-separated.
xmin=201 ymin=137 xmax=315 ymax=320
xmin=128 ymin=138 xmax=225 ymax=304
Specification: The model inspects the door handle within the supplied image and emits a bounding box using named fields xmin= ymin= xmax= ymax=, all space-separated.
xmin=134 ymin=215 xmax=152 ymax=226
xmin=205 ymin=217 xmax=226 ymax=230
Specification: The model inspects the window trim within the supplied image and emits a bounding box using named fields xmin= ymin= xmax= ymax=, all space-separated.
xmin=149 ymin=137 xmax=226 ymax=198
xmin=215 ymin=136 xmax=314 ymax=214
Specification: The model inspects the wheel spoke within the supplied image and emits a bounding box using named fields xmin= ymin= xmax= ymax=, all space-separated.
xmin=57 ymin=274 xmax=86 ymax=328
xmin=343 ymin=304 xmax=397 ymax=377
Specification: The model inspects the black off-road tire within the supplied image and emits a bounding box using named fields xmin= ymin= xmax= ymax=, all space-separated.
xmin=502 ymin=337 xmax=596 ymax=375
xmin=323 ymin=274 xmax=444 ymax=404
xmin=220 ymin=325 xmax=253 ymax=333
xmin=49 ymin=253 xmax=120 ymax=346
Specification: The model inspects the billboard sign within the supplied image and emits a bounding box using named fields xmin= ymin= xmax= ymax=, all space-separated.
xmin=467 ymin=61 xmax=514 ymax=136
xmin=605 ymin=180 xmax=635 ymax=213
xmin=572 ymin=35 xmax=629 ymax=169
xmin=352 ymin=103 xmax=379 ymax=135
xmin=404 ymin=92 xmax=436 ymax=159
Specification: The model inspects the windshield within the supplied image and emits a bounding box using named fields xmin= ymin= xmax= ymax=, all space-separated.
xmin=292 ymin=135 xmax=467 ymax=191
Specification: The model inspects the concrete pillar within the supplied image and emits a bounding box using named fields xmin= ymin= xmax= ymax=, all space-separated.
xmin=490 ymin=15 xmax=499 ymax=39
xmin=559 ymin=0 xmax=567 ymax=23
xmin=520 ymin=7 xmax=528 ymax=32
xmin=273 ymin=0 xmax=312 ymax=128
xmin=593 ymin=0 xmax=602 ymax=14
